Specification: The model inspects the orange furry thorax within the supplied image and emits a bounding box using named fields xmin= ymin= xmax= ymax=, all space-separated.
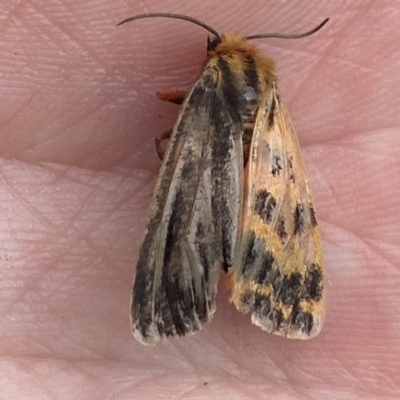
xmin=207 ymin=33 xmax=276 ymax=80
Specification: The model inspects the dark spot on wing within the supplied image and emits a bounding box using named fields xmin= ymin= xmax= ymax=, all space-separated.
xmin=272 ymin=307 xmax=284 ymax=328
xmin=275 ymin=272 xmax=302 ymax=306
xmin=309 ymin=205 xmax=318 ymax=227
xmin=294 ymin=203 xmax=305 ymax=235
xmin=267 ymin=95 xmax=276 ymax=129
xmin=291 ymin=303 xmax=314 ymax=335
xmin=255 ymin=190 xmax=277 ymax=224
xmin=270 ymin=268 xmax=283 ymax=293
xmin=164 ymin=190 xmax=184 ymax=265
xmin=271 ymin=155 xmax=283 ymax=176
xmin=305 ymin=263 xmax=323 ymax=301
xmin=255 ymin=251 xmax=274 ymax=284
xmin=277 ymin=216 xmax=287 ymax=241
xmin=288 ymin=157 xmax=295 ymax=183
xmin=196 ymin=222 xmax=205 ymax=239
xmin=254 ymin=292 xmax=272 ymax=317
xmin=241 ymin=230 xmax=257 ymax=274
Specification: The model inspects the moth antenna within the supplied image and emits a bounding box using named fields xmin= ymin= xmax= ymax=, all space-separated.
xmin=117 ymin=12 xmax=221 ymax=39
xmin=245 ymin=18 xmax=329 ymax=40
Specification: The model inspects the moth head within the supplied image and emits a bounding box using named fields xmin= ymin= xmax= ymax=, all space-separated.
xmin=207 ymin=35 xmax=222 ymax=52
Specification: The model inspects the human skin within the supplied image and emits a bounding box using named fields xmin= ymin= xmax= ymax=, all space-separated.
xmin=0 ymin=1 xmax=399 ymax=399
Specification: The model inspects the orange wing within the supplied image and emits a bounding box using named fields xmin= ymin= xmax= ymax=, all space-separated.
xmin=231 ymin=87 xmax=325 ymax=339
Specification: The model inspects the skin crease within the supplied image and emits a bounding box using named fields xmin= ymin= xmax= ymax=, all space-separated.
xmin=0 ymin=0 xmax=399 ymax=399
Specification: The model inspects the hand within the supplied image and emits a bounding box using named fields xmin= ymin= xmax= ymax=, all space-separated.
xmin=1 ymin=2 xmax=398 ymax=399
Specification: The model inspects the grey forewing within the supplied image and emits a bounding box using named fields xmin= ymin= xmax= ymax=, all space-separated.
xmin=132 ymin=66 xmax=247 ymax=344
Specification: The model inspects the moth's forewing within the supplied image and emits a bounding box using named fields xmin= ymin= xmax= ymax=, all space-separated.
xmin=132 ymin=68 xmax=244 ymax=345
xmin=231 ymin=89 xmax=325 ymax=339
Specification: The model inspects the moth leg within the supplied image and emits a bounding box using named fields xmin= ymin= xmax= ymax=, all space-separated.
xmin=157 ymin=89 xmax=187 ymax=105
xmin=155 ymin=128 xmax=173 ymax=160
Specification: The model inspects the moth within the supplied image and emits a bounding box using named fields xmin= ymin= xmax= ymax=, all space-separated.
xmin=118 ymin=13 xmax=328 ymax=345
